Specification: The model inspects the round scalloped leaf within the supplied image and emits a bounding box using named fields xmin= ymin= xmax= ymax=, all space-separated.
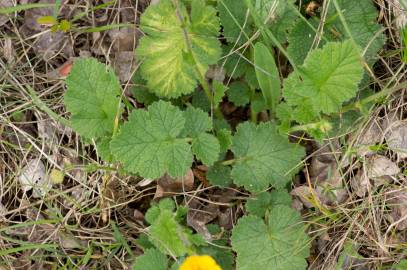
xmin=110 ymin=101 xmax=193 ymax=178
xmin=231 ymin=205 xmax=310 ymax=270
xmin=133 ymin=249 xmax=168 ymax=270
xmin=283 ymin=40 xmax=364 ymax=123
xmin=231 ymin=122 xmax=304 ymax=191
xmin=136 ymin=0 xmax=221 ymax=98
xmin=65 ymin=58 xmax=121 ymax=139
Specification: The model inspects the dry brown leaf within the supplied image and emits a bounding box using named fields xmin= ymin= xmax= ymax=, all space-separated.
xmin=350 ymin=169 xmax=370 ymax=198
xmin=108 ymin=28 xmax=139 ymax=52
xmin=355 ymin=119 xmax=383 ymax=156
xmin=367 ymin=155 xmax=400 ymax=178
xmin=187 ymin=199 xmax=219 ymax=240
xmin=387 ymin=190 xmax=407 ymax=230
xmin=20 ymin=0 xmax=53 ymax=34
xmin=206 ymin=65 xmax=225 ymax=82
xmin=291 ymin=197 xmax=304 ymax=211
xmin=2 ymin=37 xmax=15 ymax=64
xmin=309 ymin=157 xmax=332 ymax=183
xmin=314 ymin=139 xmax=341 ymax=163
xmin=291 ymin=186 xmax=321 ymax=208
xmin=113 ymin=51 xmax=135 ymax=82
xmin=19 ymin=158 xmax=52 ymax=197
xmin=34 ymin=31 xmax=74 ymax=60
xmin=385 ymin=120 xmax=407 ymax=158
xmin=218 ymin=207 xmax=234 ymax=230
xmin=309 ymin=156 xmax=348 ymax=204
xmin=291 ymin=184 xmax=343 ymax=207
xmin=154 ymin=169 xmax=194 ymax=199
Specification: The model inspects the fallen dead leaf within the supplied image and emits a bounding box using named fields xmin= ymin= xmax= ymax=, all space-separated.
xmin=206 ymin=65 xmax=225 ymax=82
xmin=291 ymin=186 xmax=320 ymax=208
xmin=314 ymin=139 xmax=341 ymax=163
xmin=355 ymin=119 xmax=383 ymax=157
xmin=308 ymin=150 xmax=348 ymax=203
xmin=217 ymin=207 xmax=234 ymax=230
xmin=154 ymin=169 xmax=194 ymax=199
xmin=2 ymin=37 xmax=15 ymax=64
xmin=367 ymin=155 xmax=400 ymax=179
xmin=290 ymin=185 xmax=337 ymax=208
xmin=350 ymin=169 xmax=370 ymax=198
xmin=385 ymin=120 xmax=407 ymax=158
xmin=108 ymin=27 xmax=139 ymax=52
xmin=386 ymin=190 xmax=407 ymax=230
xmin=113 ymin=51 xmax=135 ymax=82
xmin=291 ymin=197 xmax=304 ymax=211
xmin=19 ymin=158 xmax=52 ymax=197
xmin=34 ymin=31 xmax=74 ymax=60
xmin=187 ymin=199 xmax=219 ymax=240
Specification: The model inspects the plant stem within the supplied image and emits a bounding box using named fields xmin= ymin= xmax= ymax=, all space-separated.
xmin=173 ymin=0 xmax=224 ymax=120
xmin=342 ymin=80 xmax=407 ymax=112
xmin=244 ymin=0 xmax=300 ymax=71
xmin=289 ymin=80 xmax=407 ymax=132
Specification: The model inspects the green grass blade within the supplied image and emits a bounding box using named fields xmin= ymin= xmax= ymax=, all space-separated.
xmin=78 ymin=23 xmax=135 ymax=33
xmin=402 ymin=26 xmax=407 ymax=63
xmin=0 ymin=244 xmax=58 ymax=256
xmin=0 ymin=3 xmax=54 ymax=14
xmin=0 ymin=219 xmax=61 ymax=233
xmin=253 ymin=42 xmax=281 ymax=114
xmin=111 ymin=221 xmax=135 ymax=259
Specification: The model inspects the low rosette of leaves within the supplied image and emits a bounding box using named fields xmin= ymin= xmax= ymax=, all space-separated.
xmin=60 ymin=0 xmax=390 ymax=268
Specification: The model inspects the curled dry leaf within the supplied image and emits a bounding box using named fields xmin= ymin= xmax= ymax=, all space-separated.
xmin=309 ymin=157 xmax=333 ymax=183
xmin=154 ymin=169 xmax=194 ymax=200
xmin=386 ymin=190 xmax=407 ymax=230
xmin=187 ymin=199 xmax=219 ymax=241
xmin=389 ymin=0 xmax=407 ymax=29
xmin=355 ymin=119 xmax=383 ymax=157
xmin=385 ymin=120 xmax=407 ymax=158
xmin=113 ymin=51 xmax=135 ymax=82
xmin=291 ymin=197 xmax=304 ymax=211
xmin=367 ymin=155 xmax=400 ymax=179
xmin=291 ymin=186 xmax=323 ymax=208
xmin=308 ymin=158 xmax=348 ymax=203
xmin=313 ymin=139 xmax=341 ymax=163
xmin=206 ymin=65 xmax=226 ymax=82
xmin=351 ymin=169 xmax=370 ymax=198
xmin=108 ymin=28 xmax=140 ymax=52
xmin=19 ymin=159 xmax=52 ymax=197
xmin=2 ymin=37 xmax=15 ymax=64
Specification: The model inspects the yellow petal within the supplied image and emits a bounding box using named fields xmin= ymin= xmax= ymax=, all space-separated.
xmin=179 ymin=255 xmax=222 ymax=270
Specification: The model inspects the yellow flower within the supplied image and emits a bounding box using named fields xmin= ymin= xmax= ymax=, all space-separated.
xmin=179 ymin=255 xmax=222 ymax=270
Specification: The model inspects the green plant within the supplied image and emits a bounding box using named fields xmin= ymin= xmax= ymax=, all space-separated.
xmin=62 ymin=0 xmax=389 ymax=269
